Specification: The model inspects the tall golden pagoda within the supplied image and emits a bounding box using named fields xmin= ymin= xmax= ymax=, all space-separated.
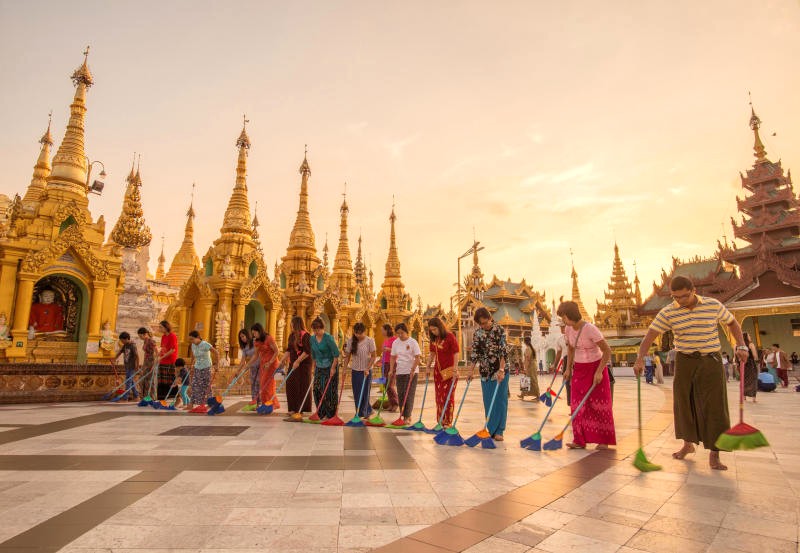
xmin=329 ymin=192 xmax=355 ymax=299
xmin=165 ymin=187 xmax=201 ymax=287
xmin=570 ymin=262 xmax=592 ymax=322
xmin=155 ymin=236 xmax=166 ymax=281
xmin=0 ymin=49 xmax=123 ymax=365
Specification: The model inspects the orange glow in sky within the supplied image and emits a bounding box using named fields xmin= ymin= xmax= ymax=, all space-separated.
xmin=2 ymin=1 xmax=799 ymax=313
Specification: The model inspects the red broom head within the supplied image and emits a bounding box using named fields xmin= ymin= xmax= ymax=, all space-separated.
xmin=389 ymin=416 xmax=405 ymax=427
xmin=322 ymin=415 xmax=344 ymax=426
xmin=724 ymin=422 xmax=761 ymax=436
xmin=308 ymin=413 xmax=320 ymax=421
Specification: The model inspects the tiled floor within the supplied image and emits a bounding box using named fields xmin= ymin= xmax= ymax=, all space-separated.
xmin=0 ymin=375 xmax=797 ymax=552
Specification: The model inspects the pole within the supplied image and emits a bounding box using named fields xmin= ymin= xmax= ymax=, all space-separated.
xmin=457 ymin=256 xmax=462 ymax=362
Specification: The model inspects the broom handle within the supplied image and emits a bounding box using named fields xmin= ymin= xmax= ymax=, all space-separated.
xmin=534 ymin=378 xmax=567 ymax=434
xmin=544 ymin=357 xmax=564 ymax=391
xmin=481 ymin=374 xmax=502 ymax=431
xmin=436 ymin=370 xmax=459 ymax=427
xmin=397 ymin=368 xmax=417 ymax=413
xmin=112 ymin=364 xmax=153 ymax=400
xmin=169 ymin=369 xmax=192 ymax=405
xmin=374 ymin=364 xmax=389 ymax=417
xmin=218 ymin=364 xmax=252 ymax=400
xmin=739 ymin=360 xmax=745 ymax=425
xmin=558 ymin=380 xmax=598 ymax=434
xmin=332 ymin=367 xmax=348 ymax=416
xmin=637 ymin=374 xmax=643 ymax=448
xmin=451 ymin=379 xmax=472 ymax=425
xmin=415 ymin=371 xmax=430 ymax=423
xmin=264 ymin=361 xmax=297 ymax=404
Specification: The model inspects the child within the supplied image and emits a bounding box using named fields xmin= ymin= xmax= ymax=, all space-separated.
xmin=187 ymin=330 xmax=218 ymax=411
xmin=137 ymin=327 xmax=158 ymax=399
xmin=172 ymin=358 xmax=190 ymax=409
xmin=114 ymin=332 xmax=139 ymax=401
xmin=255 ymin=335 xmax=281 ymax=411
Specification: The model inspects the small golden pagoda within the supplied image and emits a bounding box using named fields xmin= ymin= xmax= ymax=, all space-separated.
xmin=570 ymin=261 xmax=592 ymax=322
xmin=164 ymin=187 xmax=201 ymax=288
xmin=0 ymin=50 xmax=123 ymax=364
xmin=594 ymin=243 xmax=653 ymax=361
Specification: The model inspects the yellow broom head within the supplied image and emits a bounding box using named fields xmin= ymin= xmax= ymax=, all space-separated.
xmin=475 ymin=429 xmax=491 ymax=439
xmin=290 ymin=412 xmax=303 ymax=421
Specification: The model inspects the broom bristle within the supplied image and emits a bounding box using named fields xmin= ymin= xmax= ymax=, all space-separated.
xmin=480 ymin=437 xmax=496 ymax=449
xmin=633 ymin=449 xmax=662 ymax=472
xmin=322 ymin=415 xmax=344 ymax=426
xmin=464 ymin=434 xmax=480 ymax=447
xmin=446 ymin=433 xmax=465 ymax=446
xmin=527 ymin=440 xmax=542 ymax=451
xmin=715 ymin=427 xmax=769 ymax=451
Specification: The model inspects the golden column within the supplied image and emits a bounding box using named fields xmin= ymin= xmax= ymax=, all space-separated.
xmin=12 ymin=276 xmax=36 ymax=335
xmin=0 ymin=259 xmax=19 ymax=317
xmin=269 ymin=307 xmax=278 ymax=337
xmin=87 ymin=282 xmax=106 ymax=337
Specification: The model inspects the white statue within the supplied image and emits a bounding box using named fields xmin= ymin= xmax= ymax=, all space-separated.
xmin=0 ymin=312 xmax=10 ymax=344
xmin=99 ymin=320 xmax=116 ymax=352
xmin=220 ymin=255 xmax=236 ymax=279
xmin=27 ymin=325 xmax=35 ymax=340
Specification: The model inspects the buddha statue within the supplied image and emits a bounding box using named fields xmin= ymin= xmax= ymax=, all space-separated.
xmin=28 ymin=289 xmax=65 ymax=334
xmin=0 ymin=312 xmax=11 ymax=345
xmin=99 ymin=321 xmax=116 ymax=352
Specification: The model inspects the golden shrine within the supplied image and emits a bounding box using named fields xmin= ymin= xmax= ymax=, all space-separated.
xmin=0 ymin=51 xmax=124 ymax=366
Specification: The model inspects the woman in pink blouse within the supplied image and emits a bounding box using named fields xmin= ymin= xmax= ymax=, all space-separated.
xmin=557 ymin=301 xmax=616 ymax=449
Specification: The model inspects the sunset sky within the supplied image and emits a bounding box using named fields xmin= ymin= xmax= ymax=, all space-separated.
xmin=2 ymin=1 xmax=799 ymax=314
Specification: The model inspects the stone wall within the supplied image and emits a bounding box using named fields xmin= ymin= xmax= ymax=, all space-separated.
xmin=0 ymin=363 xmax=118 ymax=404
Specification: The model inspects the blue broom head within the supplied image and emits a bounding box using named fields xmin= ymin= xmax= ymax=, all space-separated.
xmin=207 ymin=404 xmax=224 ymax=416
xmin=256 ymin=404 xmax=273 ymax=415
xmin=526 ymin=440 xmax=542 ymax=451
xmin=165 ymin=404 xmax=176 ymax=411
xmin=433 ymin=429 xmax=450 ymax=445
xmin=445 ymin=432 xmax=465 ymax=446
xmin=464 ymin=434 xmax=480 ymax=447
xmin=345 ymin=416 xmax=365 ymax=427
xmin=542 ymin=437 xmax=562 ymax=451
xmin=137 ymin=399 xmax=151 ymax=407
xmin=206 ymin=396 xmax=222 ymax=408
xmin=480 ymin=437 xmax=496 ymax=449
xmin=541 ymin=394 xmax=552 ymax=407
xmin=427 ymin=423 xmax=443 ymax=435
xmin=150 ymin=402 xmax=161 ymax=410
xmin=374 ymin=377 xmax=387 ymax=385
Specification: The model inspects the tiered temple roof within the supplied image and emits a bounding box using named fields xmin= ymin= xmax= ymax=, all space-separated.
xmin=595 ymin=243 xmax=649 ymax=331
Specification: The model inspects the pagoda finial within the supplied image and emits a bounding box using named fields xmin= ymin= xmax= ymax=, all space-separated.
xmin=748 ymin=92 xmax=769 ymax=165
xmin=354 ymin=233 xmax=366 ymax=286
xmin=48 ymin=49 xmax=95 ymax=196
xmin=219 ymin=120 xmax=253 ymax=236
xmin=166 ymin=185 xmax=201 ymax=287
xmin=23 ymin=112 xmax=56 ymax=204
xmin=323 ymin=233 xmax=330 ymax=269
xmin=110 ymin=160 xmax=152 ymax=248
xmin=155 ymin=234 xmax=166 ymax=280
xmin=385 ymin=200 xmax=401 ymax=279
xmin=332 ymin=183 xmax=354 ymax=292
xmin=287 ymin=146 xmax=317 ymax=253
xmin=299 ymin=143 xmax=310 ymax=175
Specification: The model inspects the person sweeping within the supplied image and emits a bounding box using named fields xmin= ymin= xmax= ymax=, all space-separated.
xmin=557 ymin=301 xmax=616 ymax=450
xmin=634 ymin=276 xmax=749 ymax=471
xmin=185 ymin=330 xmax=219 ymax=412
xmin=427 ymin=317 xmax=459 ymax=428
xmin=469 ymin=307 xmax=509 ymax=442
xmin=390 ymin=323 xmax=422 ymax=426
xmin=342 ymin=322 xmax=377 ymax=419
xmin=309 ymin=317 xmax=341 ymax=421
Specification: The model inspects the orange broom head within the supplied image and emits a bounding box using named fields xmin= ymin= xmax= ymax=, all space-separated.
xmin=555 ymin=432 xmax=563 ymax=440
xmin=475 ymin=429 xmax=491 ymax=439
xmin=290 ymin=412 xmax=303 ymax=421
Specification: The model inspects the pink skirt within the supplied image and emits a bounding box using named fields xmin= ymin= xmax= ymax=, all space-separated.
xmin=571 ymin=359 xmax=616 ymax=446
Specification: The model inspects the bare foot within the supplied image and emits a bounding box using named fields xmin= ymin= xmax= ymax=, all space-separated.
xmin=595 ymin=444 xmax=609 ymax=450
xmin=566 ymin=442 xmax=585 ymax=449
xmin=672 ymin=442 xmax=696 ymax=459
xmin=709 ymin=451 xmax=728 ymax=470
xmin=493 ymin=434 xmax=504 ymax=441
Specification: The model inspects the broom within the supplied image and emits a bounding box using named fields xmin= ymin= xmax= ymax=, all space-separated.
xmin=162 ymin=367 xmax=191 ymax=411
xmin=257 ymin=361 xmax=294 ymax=415
xmin=542 ymin=380 xmax=598 ymax=450
xmin=365 ymin=379 xmax=389 ymax=427
xmin=110 ymin=365 xmax=152 ymax=403
xmin=242 ymin=362 xmax=260 ymax=412
xmin=464 ymin=374 xmax=502 ymax=448
xmin=137 ymin=358 xmax=161 ymax=406
xmin=406 ymin=369 xmax=432 ymax=431
xmin=284 ymin=376 xmax=313 ymax=420
xmin=345 ymin=369 xmax=370 ymax=427
xmin=434 ymin=377 xmax=472 ymax=446
xmin=521 ymin=377 xmax=566 ymax=450
xmin=321 ymin=368 xmax=349 ymax=426
xmin=715 ymin=360 xmax=769 ymax=451
xmin=427 ymin=371 xmax=458 ymax=435
xmin=385 ymin=369 xmax=418 ymax=429
xmin=207 ymin=364 xmax=251 ymax=415
xmin=305 ymin=367 xmax=337 ymax=423
xmin=102 ymin=361 xmax=125 ymax=400
xmin=633 ymin=374 xmax=662 ymax=471
xmin=539 ymin=357 xmax=564 ymax=406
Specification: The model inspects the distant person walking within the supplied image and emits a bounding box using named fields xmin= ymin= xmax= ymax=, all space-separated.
xmin=643 ymin=354 xmax=655 ymax=384
xmin=635 ymin=276 xmax=748 ymax=471
xmin=518 ymin=336 xmax=541 ymax=400
xmin=742 ymin=332 xmax=759 ymax=402
xmin=654 ymin=353 xmax=665 ymax=384
xmin=773 ymin=344 xmax=790 ymax=388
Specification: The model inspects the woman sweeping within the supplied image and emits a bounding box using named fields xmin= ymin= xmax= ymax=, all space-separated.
xmin=238 ymin=330 xmax=259 ymax=405
xmin=157 ymin=320 xmax=178 ymax=400
xmin=380 ymin=324 xmax=399 ymax=412
xmin=468 ymin=307 xmax=509 ymax=441
xmin=343 ymin=322 xmax=377 ymax=418
xmin=255 ymin=333 xmax=281 ymax=410
xmin=557 ymin=301 xmax=616 ymax=450
xmin=743 ymin=332 xmax=759 ymax=402
xmin=427 ymin=317 xmax=459 ymax=427
xmin=309 ymin=318 xmax=340 ymax=420
xmin=518 ymin=336 xmax=541 ymax=400
xmin=186 ymin=330 xmax=218 ymax=411
xmin=282 ymin=317 xmax=313 ymax=418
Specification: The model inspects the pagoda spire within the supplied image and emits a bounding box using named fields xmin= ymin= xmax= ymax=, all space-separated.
xmin=23 ymin=112 xmax=54 ymax=205
xmin=155 ymin=235 xmax=166 ymax=280
xmin=287 ymin=145 xmax=317 ymax=252
xmin=165 ymin=184 xmax=201 ymax=287
xmin=252 ymin=201 xmax=262 ymax=249
xmin=354 ymin=234 xmax=366 ymax=287
xmin=595 ymin=242 xmax=643 ymax=329
xmin=331 ymin=186 xmax=355 ymax=294
xmin=110 ymin=157 xmax=152 ymax=248
xmin=569 ymin=253 xmax=591 ymax=322
xmin=219 ymin=116 xmax=253 ymax=237
xmin=384 ymin=201 xmax=402 ymax=281
xmin=323 ymin=234 xmax=330 ymax=270
xmin=48 ymin=47 xmax=94 ymax=198
xmin=749 ymin=94 xmax=770 ymax=165
xmin=633 ymin=260 xmax=642 ymax=305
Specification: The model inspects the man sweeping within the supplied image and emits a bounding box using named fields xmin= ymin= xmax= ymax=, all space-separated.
xmin=634 ymin=276 xmax=748 ymax=471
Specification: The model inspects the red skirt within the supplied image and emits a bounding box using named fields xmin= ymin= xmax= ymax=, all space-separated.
xmin=571 ymin=360 xmax=616 ymax=446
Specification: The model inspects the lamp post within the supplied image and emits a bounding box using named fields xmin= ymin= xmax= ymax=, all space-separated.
xmin=86 ymin=160 xmax=107 ymax=195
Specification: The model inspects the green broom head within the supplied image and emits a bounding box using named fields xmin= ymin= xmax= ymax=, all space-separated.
xmin=715 ymin=422 xmax=769 ymax=451
xmin=633 ymin=448 xmax=662 ymax=472
xmin=406 ymin=421 xmax=428 ymax=431
xmin=241 ymin=403 xmax=257 ymax=412
xmin=520 ymin=431 xmax=541 ymax=449
xmin=364 ymin=415 xmax=386 ymax=426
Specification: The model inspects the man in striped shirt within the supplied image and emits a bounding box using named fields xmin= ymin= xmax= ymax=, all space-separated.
xmin=635 ymin=276 xmax=747 ymax=471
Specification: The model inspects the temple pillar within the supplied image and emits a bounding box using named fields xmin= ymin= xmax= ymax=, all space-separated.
xmin=752 ymin=316 xmax=762 ymax=349
xmin=0 ymin=259 xmax=19 ymax=318
xmin=269 ymin=307 xmax=278 ymax=337
xmin=87 ymin=282 xmax=106 ymax=337
xmin=332 ymin=317 xmax=340 ymax=343
xmin=12 ymin=276 xmax=36 ymax=334
xmin=177 ymin=307 xmax=188 ymax=340
xmin=199 ymin=299 xmax=214 ymax=340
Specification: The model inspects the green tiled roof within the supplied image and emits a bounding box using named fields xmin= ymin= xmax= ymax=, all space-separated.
xmin=607 ymin=337 xmax=643 ymax=347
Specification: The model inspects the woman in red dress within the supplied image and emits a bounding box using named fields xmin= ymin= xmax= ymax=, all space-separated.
xmin=157 ymin=320 xmax=178 ymax=400
xmin=427 ymin=317 xmax=459 ymax=427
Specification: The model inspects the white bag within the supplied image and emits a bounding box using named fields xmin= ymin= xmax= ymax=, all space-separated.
xmin=519 ymin=375 xmax=531 ymax=391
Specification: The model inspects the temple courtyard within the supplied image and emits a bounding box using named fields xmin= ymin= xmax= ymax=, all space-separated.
xmin=0 ymin=375 xmax=797 ymax=553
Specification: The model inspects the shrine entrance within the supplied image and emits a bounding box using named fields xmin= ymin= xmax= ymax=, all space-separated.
xmin=29 ymin=274 xmax=89 ymax=363
xmin=244 ymin=300 xmax=266 ymax=331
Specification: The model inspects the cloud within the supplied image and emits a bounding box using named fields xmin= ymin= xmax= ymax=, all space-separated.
xmin=543 ymin=192 xmax=649 ymax=214
xmin=346 ymin=121 xmax=368 ymax=133
xmin=385 ymin=133 xmax=420 ymax=158
xmin=520 ymin=162 xmax=599 ymax=188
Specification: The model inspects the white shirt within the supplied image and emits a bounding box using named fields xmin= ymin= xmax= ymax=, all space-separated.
xmin=391 ymin=337 xmax=421 ymax=375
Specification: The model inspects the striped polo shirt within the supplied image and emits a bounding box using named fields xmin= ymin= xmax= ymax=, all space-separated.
xmin=649 ymin=295 xmax=734 ymax=354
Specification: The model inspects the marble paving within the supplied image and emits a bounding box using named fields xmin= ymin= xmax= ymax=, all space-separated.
xmin=0 ymin=374 xmax=796 ymax=552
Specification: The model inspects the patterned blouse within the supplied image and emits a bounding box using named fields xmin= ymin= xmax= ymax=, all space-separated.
xmin=344 ymin=337 xmax=377 ymax=372
xmin=469 ymin=322 xmax=509 ymax=379
xmin=142 ymin=337 xmax=158 ymax=369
